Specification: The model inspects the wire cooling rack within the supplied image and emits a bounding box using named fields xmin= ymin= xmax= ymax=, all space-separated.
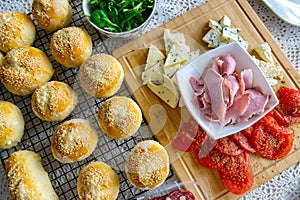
xmin=0 ymin=1 xmax=175 ymax=199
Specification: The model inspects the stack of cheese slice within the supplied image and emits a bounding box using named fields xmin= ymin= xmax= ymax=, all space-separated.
xmin=141 ymin=29 xmax=199 ymax=108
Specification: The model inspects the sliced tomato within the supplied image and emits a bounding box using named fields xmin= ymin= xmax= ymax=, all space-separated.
xmin=231 ymin=131 xmax=256 ymax=153
xmin=219 ymin=166 xmax=254 ymax=195
xmin=195 ymin=147 xmax=228 ymax=169
xmin=277 ymin=87 xmax=300 ymax=118
xmin=267 ymin=109 xmax=290 ymax=126
xmin=167 ymin=189 xmax=195 ymax=200
xmin=172 ymin=117 xmax=207 ymax=152
xmin=215 ymin=136 xmax=243 ymax=156
xmin=149 ymin=189 xmax=195 ymax=200
xmin=252 ymin=116 xmax=293 ymax=160
xmin=219 ymin=151 xmax=250 ymax=176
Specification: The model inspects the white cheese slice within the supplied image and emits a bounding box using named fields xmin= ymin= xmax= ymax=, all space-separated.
xmin=164 ymin=43 xmax=190 ymax=67
xmin=145 ymin=44 xmax=165 ymax=70
xmin=163 ymin=63 xmax=181 ymax=78
xmin=164 ymin=29 xmax=186 ymax=54
xmin=142 ymin=62 xmax=164 ymax=84
xmin=254 ymin=42 xmax=273 ymax=63
xmin=188 ymin=49 xmax=200 ymax=61
xmin=147 ymin=74 xmax=179 ymax=108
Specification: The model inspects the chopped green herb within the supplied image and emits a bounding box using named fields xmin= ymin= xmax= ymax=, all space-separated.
xmin=87 ymin=0 xmax=155 ymax=33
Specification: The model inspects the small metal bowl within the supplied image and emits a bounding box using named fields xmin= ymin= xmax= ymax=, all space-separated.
xmin=82 ymin=0 xmax=157 ymax=38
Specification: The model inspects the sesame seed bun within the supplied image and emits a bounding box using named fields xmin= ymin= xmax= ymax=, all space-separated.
xmin=31 ymin=81 xmax=78 ymax=122
xmin=79 ymin=54 xmax=124 ymax=98
xmin=0 ymin=12 xmax=36 ymax=53
xmin=5 ymin=150 xmax=59 ymax=200
xmin=32 ymin=0 xmax=72 ymax=32
xmin=77 ymin=161 xmax=120 ymax=200
xmin=51 ymin=119 xmax=98 ymax=163
xmin=0 ymin=101 xmax=24 ymax=149
xmin=97 ymin=96 xmax=142 ymax=140
xmin=0 ymin=46 xmax=54 ymax=96
xmin=50 ymin=26 xmax=92 ymax=68
xmin=125 ymin=140 xmax=170 ymax=189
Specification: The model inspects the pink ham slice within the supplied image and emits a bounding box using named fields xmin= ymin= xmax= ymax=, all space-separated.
xmin=238 ymin=89 xmax=269 ymax=122
xmin=241 ymin=69 xmax=253 ymax=89
xmin=218 ymin=54 xmax=236 ymax=75
xmin=203 ymin=68 xmax=227 ymax=123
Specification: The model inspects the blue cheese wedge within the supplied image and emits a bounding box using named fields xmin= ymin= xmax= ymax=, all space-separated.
xmin=254 ymin=42 xmax=273 ymax=63
xmin=252 ymin=56 xmax=283 ymax=86
xmin=237 ymin=35 xmax=249 ymax=50
xmin=145 ymin=44 xmax=165 ymax=70
xmin=147 ymin=74 xmax=179 ymax=108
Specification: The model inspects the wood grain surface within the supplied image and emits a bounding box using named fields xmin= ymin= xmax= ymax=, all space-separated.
xmin=112 ymin=0 xmax=300 ymax=199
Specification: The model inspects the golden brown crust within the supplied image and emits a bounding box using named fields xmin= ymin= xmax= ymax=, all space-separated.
xmin=0 ymin=12 xmax=36 ymax=53
xmin=51 ymin=119 xmax=98 ymax=163
xmin=77 ymin=161 xmax=120 ymax=200
xmin=0 ymin=101 xmax=24 ymax=149
xmin=125 ymin=140 xmax=169 ymax=189
xmin=32 ymin=0 xmax=72 ymax=32
xmin=79 ymin=54 xmax=124 ymax=98
xmin=5 ymin=150 xmax=59 ymax=200
xmin=50 ymin=26 xmax=92 ymax=68
xmin=31 ymin=81 xmax=78 ymax=122
xmin=0 ymin=46 xmax=54 ymax=96
xmin=97 ymin=96 xmax=142 ymax=140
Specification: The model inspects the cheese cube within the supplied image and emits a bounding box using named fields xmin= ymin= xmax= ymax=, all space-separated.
xmin=254 ymin=42 xmax=273 ymax=63
xmin=202 ymin=29 xmax=222 ymax=48
xmin=208 ymin=19 xmax=222 ymax=30
xmin=221 ymin=27 xmax=238 ymax=42
xmin=220 ymin=15 xmax=232 ymax=27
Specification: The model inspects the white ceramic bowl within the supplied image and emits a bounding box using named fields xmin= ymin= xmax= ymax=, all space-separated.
xmin=176 ymin=42 xmax=279 ymax=140
xmin=82 ymin=0 xmax=156 ymax=38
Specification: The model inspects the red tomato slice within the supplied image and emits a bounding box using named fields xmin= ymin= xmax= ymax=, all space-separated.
xmin=172 ymin=117 xmax=207 ymax=152
xmin=219 ymin=166 xmax=254 ymax=195
xmin=277 ymin=88 xmax=300 ymax=118
xmin=252 ymin=116 xmax=293 ymax=160
xmin=168 ymin=189 xmax=195 ymax=200
xmin=195 ymin=147 xmax=228 ymax=169
xmin=219 ymin=151 xmax=250 ymax=176
xmin=215 ymin=136 xmax=243 ymax=156
xmin=231 ymin=131 xmax=256 ymax=153
xmin=267 ymin=109 xmax=290 ymax=126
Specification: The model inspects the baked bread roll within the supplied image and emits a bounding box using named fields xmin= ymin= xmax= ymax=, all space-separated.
xmin=0 ymin=46 xmax=54 ymax=96
xmin=50 ymin=26 xmax=92 ymax=68
xmin=97 ymin=96 xmax=142 ymax=140
xmin=5 ymin=150 xmax=59 ymax=200
xmin=0 ymin=101 xmax=24 ymax=149
xmin=32 ymin=81 xmax=78 ymax=122
xmin=125 ymin=140 xmax=169 ymax=189
xmin=32 ymin=0 xmax=72 ymax=32
xmin=51 ymin=119 xmax=98 ymax=163
xmin=79 ymin=54 xmax=124 ymax=98
xmin=77 ymin=161 xmax=120 ymax=200
xmin=0 ymin=12 xmax=36 ymax=53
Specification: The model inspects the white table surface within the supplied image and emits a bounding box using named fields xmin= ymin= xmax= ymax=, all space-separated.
xmin=0 ymin=0 xmax=299 ymax=199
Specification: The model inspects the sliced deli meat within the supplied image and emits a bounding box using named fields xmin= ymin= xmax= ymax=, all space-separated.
xmin=190 ymin=54 xmax=270 ymax=126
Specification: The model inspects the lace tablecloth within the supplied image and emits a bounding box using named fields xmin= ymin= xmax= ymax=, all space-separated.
xmin=0 ymin=0 xmax=299 ymax=199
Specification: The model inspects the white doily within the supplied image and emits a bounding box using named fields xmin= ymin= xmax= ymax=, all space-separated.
xmin=0 ymin=0 xmax=299 ymax=199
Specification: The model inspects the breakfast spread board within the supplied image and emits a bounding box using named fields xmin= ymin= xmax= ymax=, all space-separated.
xmin=112 ymin=0 xmax=300 ymax=199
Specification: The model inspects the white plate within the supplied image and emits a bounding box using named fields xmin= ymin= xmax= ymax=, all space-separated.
xmin=262 ymin=0 xmax=300 ymax=27
xmin=176 ymin=42 xmax=279 ymax=140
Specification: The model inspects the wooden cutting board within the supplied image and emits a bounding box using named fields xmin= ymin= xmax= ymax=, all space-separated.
xmin=112 ymin=0 xmax=300 ymax=199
